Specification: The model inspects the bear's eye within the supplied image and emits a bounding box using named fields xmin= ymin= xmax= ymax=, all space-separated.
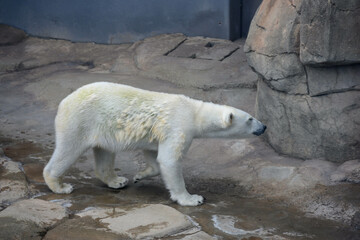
xmin=230 ymin=113 xmax=233 ymax=120
xmin=249 ymin=117 xmax=253 ymax=121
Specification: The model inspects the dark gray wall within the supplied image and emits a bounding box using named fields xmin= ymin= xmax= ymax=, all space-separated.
xmin=0 ymin=0 xmax=230 ymax=43
xmin=242 ymin=0 xmax=263 ymax=37
xmin=0 ymin=0 xmax=261 ymax=44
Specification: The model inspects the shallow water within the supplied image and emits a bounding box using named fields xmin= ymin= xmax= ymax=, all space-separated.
xmin=2 ymin=139 xmax=359 ymax=240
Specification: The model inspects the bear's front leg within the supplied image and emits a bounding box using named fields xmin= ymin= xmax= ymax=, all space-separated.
xmin=157 ymin=138 xmax=204 ymax=206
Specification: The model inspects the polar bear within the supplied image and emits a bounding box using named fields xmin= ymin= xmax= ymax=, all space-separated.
xmin=43 ymin=82 xmax=266 ymax=206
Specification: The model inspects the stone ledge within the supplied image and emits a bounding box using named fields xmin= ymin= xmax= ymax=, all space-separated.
xmin=74 ymin=204 xmax=194 ymax=239
xmin=0 ymin=199 xmax=68 ymax=229
xmin=112 ymin=34 xmax=257 ymax=90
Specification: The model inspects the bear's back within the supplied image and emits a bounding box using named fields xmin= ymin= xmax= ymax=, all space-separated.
xmin=55 ymin=82 xmax=195 ymax=144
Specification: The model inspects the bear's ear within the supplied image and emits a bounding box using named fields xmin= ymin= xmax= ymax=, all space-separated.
xmin=222 ymin=112 xmax=233 ymax=128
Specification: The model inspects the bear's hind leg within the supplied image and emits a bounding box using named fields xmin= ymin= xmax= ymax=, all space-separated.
xmin=133 ymin=150 xmax=160 ymax=183
xmin=93 ymin=147 xmax=128 ymax=189
xmin=43 ymin=143 xmax=87 ymax=194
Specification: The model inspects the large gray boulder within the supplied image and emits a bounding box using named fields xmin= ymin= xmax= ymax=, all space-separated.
xmin=256 ymin=80 xmax=360 ymax=161
xmin=244 ymin=0 xmax=307 ymax=95
xmin=245 ymin=0 xmax=360 ymax=162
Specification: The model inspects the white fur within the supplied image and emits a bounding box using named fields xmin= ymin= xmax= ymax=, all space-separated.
xmin=43 ymin=82 xmax=265 ymax=206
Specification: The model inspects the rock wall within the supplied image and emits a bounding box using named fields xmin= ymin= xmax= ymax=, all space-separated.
xmin=245 ymin=0 xmax=360 ymax=162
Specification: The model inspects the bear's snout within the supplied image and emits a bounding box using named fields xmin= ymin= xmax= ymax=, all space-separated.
xmin=253 ymin=124 xmax=267 ymax=136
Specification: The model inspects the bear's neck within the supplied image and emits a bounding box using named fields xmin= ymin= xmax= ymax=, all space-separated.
xmin=193 ymin=101 xmax=224 ymax=138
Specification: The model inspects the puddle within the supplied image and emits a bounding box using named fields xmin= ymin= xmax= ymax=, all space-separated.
xmin=212 ymin=215 xmax=274 ymax=237
xmin=177 ymin=195 xmax=360 ymax=240
xmin=1 ymin=138 xmax=359 ymax=240
xmin=1 ymin=138 xmax=51 ymax=165
xmin=49 ymin=198 xmax=73 ymax=208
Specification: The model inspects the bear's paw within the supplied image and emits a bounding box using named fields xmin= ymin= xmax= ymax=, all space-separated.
xmin=173 ymin=194 xmax=204 ymax=206
xmin=107 ymin=176 xmax=129 ymax=189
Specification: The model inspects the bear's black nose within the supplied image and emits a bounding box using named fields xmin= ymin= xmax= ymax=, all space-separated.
xmin=253 ymin=125 xmax=267 ymax=136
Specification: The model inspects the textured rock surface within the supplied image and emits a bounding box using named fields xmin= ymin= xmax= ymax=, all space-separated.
xmin=167 ymin=37 xmax=239 ymax=61
xmin=0 ymin=199 xmax=68 ymax=239
xmin=112 ymin=34 xmax=258 ymax=90
xmin=244 ymin=0 xmax=301 ymax=56
xmin=351 ymin=211 xmax=360 ymax=231
xmin=0 ymin=30 xmax=129 ymax=72
xmin=44 ymin=217 xmax=125 ymax=240
xmin=0 ymin=217 xmax=43 ymax=240
xmin=180 ymin=231 xmax=216 ymax=239
xmin=0 ymin=199 xmax=68 ymax=228
xmin=245 ymin=0 xmax=360 ymax=162
xmin=289 ymin=160 xmax=337 ymax=187
xmin=306 ymin=65 xmax=360 ymax=96
xmin=244 ymin=0 xmax=306 ymax=95
xmin=258 ymin=166 xmax=296 ymax=182
xmin=300 ymin=0 xmax=360 ymax=65
xmin=0 ymin=156 xmax=29 ymax=204
xmin=246 ymin=52 xmax=308 ymax=94
xmin=330 ymin=160 xmax=360 ymax=183
xmin=75 ymin=204 xmax=193 ymax=239
xmin=256 ymin=80 xmax=360 ymax=162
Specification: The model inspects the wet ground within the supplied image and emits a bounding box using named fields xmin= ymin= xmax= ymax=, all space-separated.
xmin=1 ymin=26 xmax=359 ymax=239
xmin=2 ymin=138 xmax=359 ymax=240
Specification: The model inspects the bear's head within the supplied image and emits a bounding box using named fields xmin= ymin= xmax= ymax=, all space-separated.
xmin=221 ymin=107 xmax=266 ymax=138
xmin=201 ymin=106 xmax=266 ymax=139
